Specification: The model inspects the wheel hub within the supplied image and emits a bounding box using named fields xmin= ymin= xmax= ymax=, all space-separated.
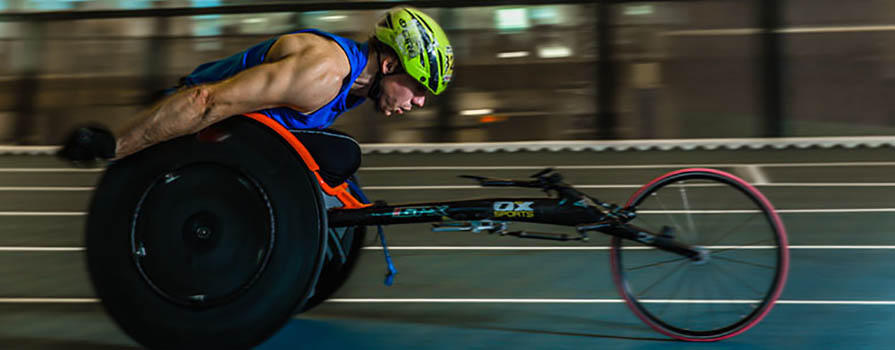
xmin=130 ymin=163 xmax=275 ymax=307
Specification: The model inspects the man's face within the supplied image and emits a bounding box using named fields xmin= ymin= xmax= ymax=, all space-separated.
xmin=377 ymin=73 xmax=428 ymax=117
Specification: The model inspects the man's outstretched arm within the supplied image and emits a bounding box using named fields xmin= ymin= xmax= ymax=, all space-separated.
xmin=113 ymin=55 xmax=302 ymax=159
xmin=57 ymin=40 xmax=345 ymax=163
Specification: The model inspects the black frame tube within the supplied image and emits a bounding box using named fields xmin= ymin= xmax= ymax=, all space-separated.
xmin=328 ymin=197 xmax=606 ymax=228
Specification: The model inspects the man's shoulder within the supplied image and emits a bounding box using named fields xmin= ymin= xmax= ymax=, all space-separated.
xmin=269 ymin=32 xmax=351 ymax=77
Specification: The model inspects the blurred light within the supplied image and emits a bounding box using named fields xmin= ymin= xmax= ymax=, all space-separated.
xmin=537 ymin=46 xmax=572 ymax=58
xmin=192 ymin=0 xmax=222 ymax=37
xmin=241 ymin=18 xmax=266 ymax=24
xmin=28 ymin=0 xmax=83 ymax=10
xmin=479 ymin=115 xmax=507 ymax=124
xmin=624 ymin=5 xmax=654 ymax=16
xmin=119 ymin=0 xmax=152 ymax=10
xmin=495 ymin=8 xmax=529 ymax=31
xmin=530 ymin=6 xmax=560 ymax=25
xmin=496 ymin=51 xmax=530 ymax=59
xmin=460 ymin=109 xmax=494 ymax=116
xmin=319 ymin=15 xmax=347 ymax=22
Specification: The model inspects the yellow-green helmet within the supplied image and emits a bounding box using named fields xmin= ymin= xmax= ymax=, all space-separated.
xmin=374 ymin=7 xmax=454 ymax=95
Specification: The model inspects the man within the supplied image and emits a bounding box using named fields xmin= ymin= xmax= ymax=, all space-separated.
xmin=58 ymin=7 xmax=453 ymax=164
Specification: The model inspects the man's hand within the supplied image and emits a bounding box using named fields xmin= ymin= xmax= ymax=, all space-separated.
xmin=57 ymin=125 xmax=117 ymax=163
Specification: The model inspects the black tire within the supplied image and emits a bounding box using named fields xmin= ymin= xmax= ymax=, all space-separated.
xmin=611 ymin=168 xmax=788 ymax=341
xmin=301 ymin=176 xmax=367 ymax=312
xmin=86 ymin=117 xmax=328 ymax=350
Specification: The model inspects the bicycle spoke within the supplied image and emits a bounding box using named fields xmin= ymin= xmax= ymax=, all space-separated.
xmin=705 ymin=212 xmax=761 ymax=246
xmin=707 ymin=263 xmax=727 ymax=329
xmin=710 ymin=260 xmax=765 ymax=296
xmin=709 ymin=263 xmax=752 ymax=321
xmin=628 ymin=256 xmax=690 ymax=271
xmin=710 ymin=238 xmax=776 ymax=255
xmin=653 ymin=192 xmax=685 ymax=235
xmin=713 ymin=255 xmax=776 ymax=270
xmin=656 ymin=263 xmax=691 ymax=318
xmin=635 ymin=259 xmax=689 ymax=298
xmin=684 ymin=267 xmax=692 ymax=329
xmin=678 ymin=182 xmax=699 ymax=242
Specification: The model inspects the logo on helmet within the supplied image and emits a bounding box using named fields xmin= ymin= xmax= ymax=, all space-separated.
xmin=395 ymin=18 xmax=422 ymax=59
xmin=444 ymin=45 xmax=454 ymax=83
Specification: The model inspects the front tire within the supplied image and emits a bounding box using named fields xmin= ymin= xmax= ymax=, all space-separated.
xmin=610 ymin=168 xmax=788 ymax=341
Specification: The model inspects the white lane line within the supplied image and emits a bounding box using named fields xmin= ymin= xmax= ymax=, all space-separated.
xmin=4 ymin=161 xmax=895 ymax=173
xmin=6 ymin=161 xmax=895 ymax=174
xmin=0 ymin=247 xmax=84 ymax=252
xmin=326 ymin=298 xmax=895 ymax=305
xmin=0 ymin=187 xmax=94 ymax=191
xmin=0 ymin=212 xmax=85 ymax=216
xmin=0 ymin=168 xmax=103 ymax=172
xmin=0 ymin=208 xmax=889 ymax=217
xmin=0 ymin=298 xmax=99 ymax=303
xmin=363 ymin=246 xmax=895 ymax=251
xmin=3 ymin=298 xmax=895 ymax=306
xmin=359 ymin=162 xmax=895 ymax=171
xmin=2 ymin=183 xmax=895 ymax=192
xmin=661 ymin=25 xmax=895 ymax=36
xmin=605 ymin=209 xmax=895 ymax=214
xmin=2 ymin=245 xmax=891 ymax=253
xmin=363 ymin=183 xmax=895 ymax=190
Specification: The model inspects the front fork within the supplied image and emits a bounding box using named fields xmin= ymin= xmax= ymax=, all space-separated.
xmin=577 ymin=214 xmax=706 ymax=262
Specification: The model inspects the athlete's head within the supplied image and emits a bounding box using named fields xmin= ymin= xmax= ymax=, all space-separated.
xmin=369 ymin=7 xmax=454 ymax=116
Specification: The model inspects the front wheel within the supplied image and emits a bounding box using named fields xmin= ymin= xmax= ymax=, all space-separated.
xmin=610 ymin=168 xmax=788 ymax=341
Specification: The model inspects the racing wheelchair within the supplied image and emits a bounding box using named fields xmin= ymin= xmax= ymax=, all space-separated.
xmin=85 ymin=114 xmax=789 ymax=349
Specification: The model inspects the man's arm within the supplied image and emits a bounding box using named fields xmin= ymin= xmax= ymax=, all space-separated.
xmin=113 ymin=46 xmax=345 ymax=159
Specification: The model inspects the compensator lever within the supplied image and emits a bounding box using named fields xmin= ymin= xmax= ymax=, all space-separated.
xmin=431 ymin=220 xmax=508 ymax=234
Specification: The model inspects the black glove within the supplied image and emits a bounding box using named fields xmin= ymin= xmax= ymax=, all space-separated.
xmin=57 ymin=125 xmax=117 ymax=163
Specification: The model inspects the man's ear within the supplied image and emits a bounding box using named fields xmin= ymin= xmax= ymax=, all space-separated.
xmin=381 ymin=56 xmax=400 ymax=75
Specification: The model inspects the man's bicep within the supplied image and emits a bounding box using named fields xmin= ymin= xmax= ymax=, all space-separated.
xmin=205 ymin=59 xmax=295 ymax=115
xmin=203 ymin=52 xmax=338 ymax=118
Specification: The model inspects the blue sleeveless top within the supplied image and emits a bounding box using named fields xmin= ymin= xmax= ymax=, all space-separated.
xmin=180 ymin=29 xmax=368 ymax=130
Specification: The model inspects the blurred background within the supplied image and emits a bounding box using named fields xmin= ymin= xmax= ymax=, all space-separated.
xmin=0 ymin=0 xmax=893 ymax=145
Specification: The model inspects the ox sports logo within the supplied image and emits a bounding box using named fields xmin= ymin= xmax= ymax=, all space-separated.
xmin=493 ymin=201 xmax=535 ymax=218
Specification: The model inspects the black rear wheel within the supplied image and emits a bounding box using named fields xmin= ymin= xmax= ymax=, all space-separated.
xmin=86 ymin=117 xmax=327 ymax=350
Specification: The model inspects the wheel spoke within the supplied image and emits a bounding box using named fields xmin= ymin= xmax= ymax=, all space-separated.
xmin=710 ymin=238 xmax=776 ymax=255
xmin=620 ymin=172 xmax=785 ymax=339
xmin=678 ymin=182 xmax=699 ymax=242
xmin=653 ymin=192 xmax=685 ymax=236
xmin=634 ymin=259 xmax=689 ymax=298
xmin=709 ymin=262 xmax=753 ymax=320
xmin=705 ymin=212 xmax=761 ymax=246
xmin=656 ymin=262 xmax=691 ymax=317
xmin=710 ymin=259 xmax=765 ymax=296
xmin=713 ymin=255 xmax=776 ymax=270
xmin=628 ymin=256 xmax=690 ymax=271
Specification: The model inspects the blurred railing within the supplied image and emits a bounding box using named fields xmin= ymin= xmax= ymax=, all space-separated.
xmin=1 ymin=0 xmax=894 ymax=145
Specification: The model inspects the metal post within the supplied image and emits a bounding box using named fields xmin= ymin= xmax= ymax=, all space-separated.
xmin=596 ymin=0 xmax=617 ymax=139
xmin=759 ymin=0 xmax=784 ymax=137
xmin=13 ymin=20 xmax=45 ymax=144
xmin=432 ymin=9 xmax=456 ymax=142
xmin=144 ymin=16 xmax=171 ymax=106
